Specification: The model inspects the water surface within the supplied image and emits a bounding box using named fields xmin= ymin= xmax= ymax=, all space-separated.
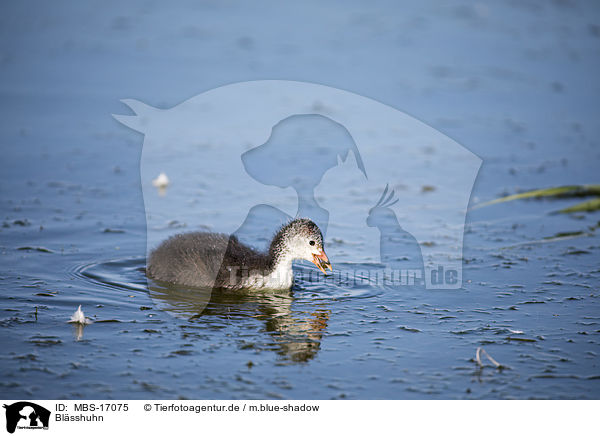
xmin=1 ymin=0 xmax=599 ymax=399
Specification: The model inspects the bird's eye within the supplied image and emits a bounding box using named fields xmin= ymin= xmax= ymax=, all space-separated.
xmin=309 ymin=240 xmax=315 ymax=246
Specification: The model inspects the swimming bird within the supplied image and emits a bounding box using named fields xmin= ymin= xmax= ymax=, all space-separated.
xmin=147 ymin=218 xmax=332 ymax=290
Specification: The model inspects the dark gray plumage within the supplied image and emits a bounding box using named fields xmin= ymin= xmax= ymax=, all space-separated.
xmin=146 ymin=218 xmax=331 ymax=290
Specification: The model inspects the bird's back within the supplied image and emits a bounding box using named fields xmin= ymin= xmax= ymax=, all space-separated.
xmin=147 ymin=231 xmax=271 ymax=289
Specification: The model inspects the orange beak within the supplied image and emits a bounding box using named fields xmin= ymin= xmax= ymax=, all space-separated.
xmin=311 ymin=249 xmax=332 ymax=274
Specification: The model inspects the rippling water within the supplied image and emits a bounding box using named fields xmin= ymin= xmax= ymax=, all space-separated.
xmin=2 ymin=207 xmax=599 ymax=399
xmin=1 ymin=0 xmax=599 ymax=399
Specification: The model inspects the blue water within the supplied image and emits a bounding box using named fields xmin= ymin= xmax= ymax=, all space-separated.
xmin=1 ymin=0 xmax=599 ymax=399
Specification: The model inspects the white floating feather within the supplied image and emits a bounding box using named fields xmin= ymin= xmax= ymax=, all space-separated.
xmin=69 ymin=305 xmax=92 ymax=325
xmin=152 ymin=172 xmax=170 ymax=188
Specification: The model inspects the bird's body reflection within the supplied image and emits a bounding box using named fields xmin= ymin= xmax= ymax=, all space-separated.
xmin=148 ymin=282 xmax=329 ymax=362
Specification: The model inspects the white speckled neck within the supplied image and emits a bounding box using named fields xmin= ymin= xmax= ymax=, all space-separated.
xmin=248 ymin=255 xmax=294 ymax=290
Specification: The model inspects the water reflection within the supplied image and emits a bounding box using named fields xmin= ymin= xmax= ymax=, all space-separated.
xmin=80 ymin=258 xmax=331 ymax=362
xmin=149 ymin=282 xmax=330 ymax=363
xmin=71 ymin=324 xmax=86 ymax=341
